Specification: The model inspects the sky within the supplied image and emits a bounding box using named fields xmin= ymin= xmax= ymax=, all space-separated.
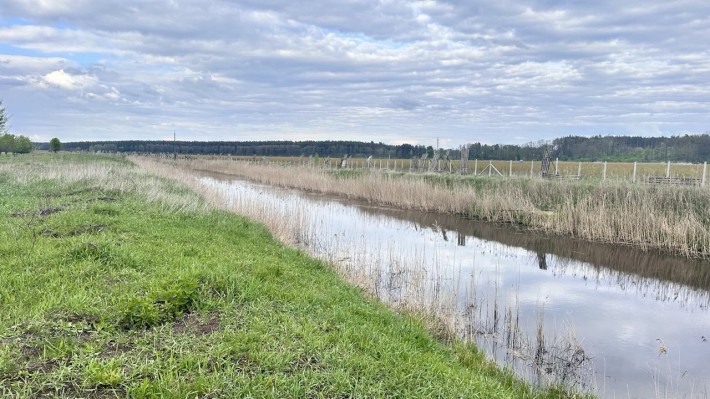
xmin=0 ymin=0 xmax=709 ymax=147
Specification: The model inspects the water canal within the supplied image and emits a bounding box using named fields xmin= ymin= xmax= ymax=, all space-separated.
xmin=201 ymin=173 xmax=710 ymax=398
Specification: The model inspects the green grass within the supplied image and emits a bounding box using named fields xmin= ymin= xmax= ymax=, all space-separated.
xmin=0 ymin=154 xmax=583 ymax=398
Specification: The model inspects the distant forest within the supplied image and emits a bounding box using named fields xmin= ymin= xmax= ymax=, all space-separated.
xmin=38 ymin=134 xmax=710 ymax=163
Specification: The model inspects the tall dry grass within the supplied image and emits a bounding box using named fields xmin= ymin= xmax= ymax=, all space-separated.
xmin=0 ymin=156 xmax=210 ymax=214
xmin=129 ymin=156 xmax=308 ymax=243
xmin=148 ymin=157 xmax=710 ymax=257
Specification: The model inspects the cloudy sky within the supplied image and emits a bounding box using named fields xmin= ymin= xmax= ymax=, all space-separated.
xmin=1 ymin=0 xmax=709 ymax=146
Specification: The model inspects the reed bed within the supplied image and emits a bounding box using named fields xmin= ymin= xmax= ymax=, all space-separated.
xmin=140 ymin=157 xmax=710 ymax=258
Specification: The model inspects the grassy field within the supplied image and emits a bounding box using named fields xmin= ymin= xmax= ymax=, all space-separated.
xmin=212 ymin=155 xmax=707 ymax=181
xmin=167 ymin=157 xmax=710 ymax=258
xmin=0 ymin=153 xmax=580 ymax=398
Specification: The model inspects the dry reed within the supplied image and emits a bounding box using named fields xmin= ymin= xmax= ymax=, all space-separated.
xmin=0 ymin=157 xmax=210 ymax=213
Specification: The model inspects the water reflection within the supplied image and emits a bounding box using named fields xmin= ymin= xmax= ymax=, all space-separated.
xmin=351 ymin=204 xmax=710 ymax=310
xmin=200 ymin=174 xmax=710 ymax=399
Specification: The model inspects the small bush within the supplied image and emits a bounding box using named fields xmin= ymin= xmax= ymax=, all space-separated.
xmin=119 ymin=298 xmax=160 ymax=329
xmin=153 ymin=278 xmax=199 ymax=320
xmin=84 ymin=358 xmax=124 ymax=388
xmin=118 ymin=278 xmax=199 ymax=330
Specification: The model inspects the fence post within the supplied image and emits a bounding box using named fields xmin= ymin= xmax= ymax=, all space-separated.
xmin=666 ymin=161 xmax=671 ymax=178
xmin=488 ymin=161 xmax=492 ymax=176
xmin=555 ymin=158 xmax=559 ymax=174
xmin=509 ymin=160 xmax=513 ymax=177
xmin=603 ymin=161 xmax=607 ymax=180
xmin=577 ymin=162 xmax=582 ymax=177
xmin=703 ymin=162 xmax=707 ymax=186
xmin=632 ymin=161 xmax=637 ymax=183
xmin=530 ymin=160 xmax=534 ymax=177
xmin=474 ymin=159 xmax=478 ymax=175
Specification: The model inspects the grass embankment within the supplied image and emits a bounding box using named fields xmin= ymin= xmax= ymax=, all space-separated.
xmin=0 ymin=154 xmax=575 ymax=398
xmin=170 ymin=158 xmax=710 ymax=258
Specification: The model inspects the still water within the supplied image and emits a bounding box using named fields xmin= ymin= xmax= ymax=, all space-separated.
xmin=202 ymin=174 xmax=710 ymax=398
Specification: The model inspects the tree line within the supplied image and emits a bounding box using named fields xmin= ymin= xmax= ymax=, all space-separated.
xmin=44 ymin=134 xmax=709 ymax=163
xmin=457 ymin=134 xmax=710 ymax=163
xmin=34 ymin=139 xmax=544 ymax=160
xmin=551 ymin=134 xmax=710 ymax=162
xmin=0 ymin=133 xmax=34 ymax=154
xmin=0 ymin=99 xmax=35 ymax=154
xmin=43 ymin=140 xmax=433 ymax=159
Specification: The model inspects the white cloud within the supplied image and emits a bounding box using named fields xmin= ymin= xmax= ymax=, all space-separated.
xmin=0 ymin=54 xmax=70 ymax=74
xmin=38 ymin=69 xmax=97 ymax=90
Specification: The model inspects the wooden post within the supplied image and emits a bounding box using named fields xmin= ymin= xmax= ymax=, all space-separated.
xmin=632 ymin=162 xmax=637 ymax=183
xmin=577 ymin=162 xmax=582 ymax=177
xmin=666 ymin=161 xmax=671 ymax=178
xmin=530 ymin=160 xmax=534 ymax=177
xmin=603 ymin=161 xmax=607 ymax=180
xmin=555 ymin=158 xmax=559 ymax=174
xmin=488 ymin=161 xmax=492 ymax=177
xmin=509 ymin=160 xmax=513 ymax=177
xmin=474 ymin=159 xmax=478 ymax=175
xmin=703 ymin=162 xmax=707 ymax=186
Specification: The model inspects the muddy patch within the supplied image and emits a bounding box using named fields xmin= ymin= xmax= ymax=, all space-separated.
xmin=11 ymin=206 xmax=64 ymax=218
xmin=172 ymin=312 xmax=221 ymax=336
xmin=43 ymin=224 xmax=109 ymax=238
